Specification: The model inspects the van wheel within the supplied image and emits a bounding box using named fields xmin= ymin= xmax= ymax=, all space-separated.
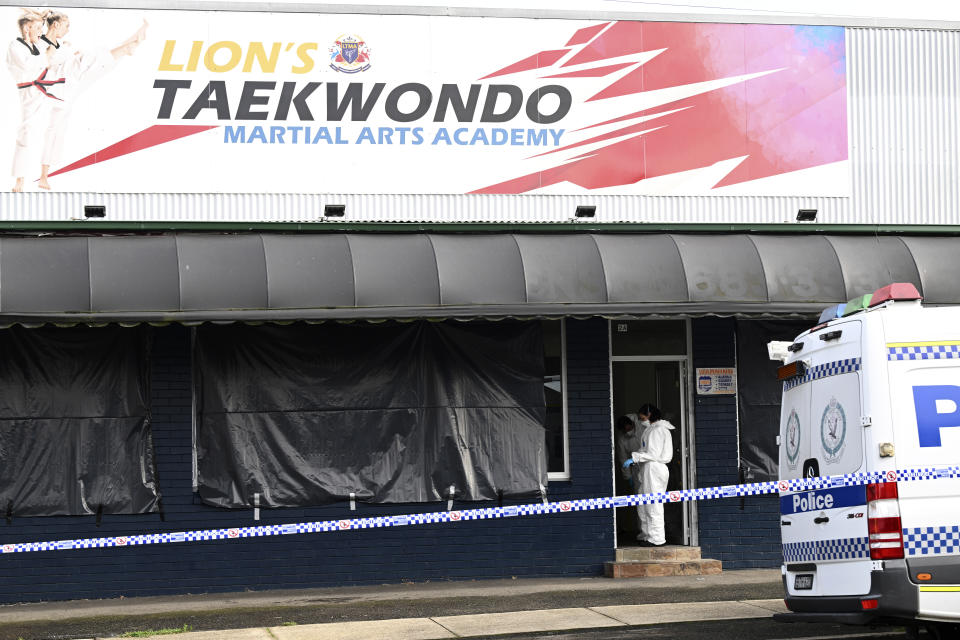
xmin=924 ymin=622 xmax=960 ymax=639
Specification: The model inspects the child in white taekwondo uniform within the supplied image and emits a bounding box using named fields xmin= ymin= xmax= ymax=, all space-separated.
xmin=7 ymin=10 xmax=59 ymax=192
xmin=37 ymin=12 xmax=147 ymax=189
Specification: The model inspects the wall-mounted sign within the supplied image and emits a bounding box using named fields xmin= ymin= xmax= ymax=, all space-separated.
xmin=2 ymin=8 xmax=848 ymax=195
xmin=696 ymin=368 xmax=737 ymax=395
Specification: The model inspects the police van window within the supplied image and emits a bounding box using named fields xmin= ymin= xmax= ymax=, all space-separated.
xmin=810 ymin=371 xmax=863 ymax=476
xmin=543 ymin=320 xmax=568 ymax=479
xmin=612 ymin=320 xmax=686 ymax=356
xmin=780 ymin=385 xmax=811 ymax=481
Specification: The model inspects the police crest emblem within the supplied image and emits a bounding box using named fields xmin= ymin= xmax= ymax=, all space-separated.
xmin=785 ymin=408 xmax=801 ymax=469
xmin=820 ymin=397 xmax=847 ymax=463
xmin=330 ymin=34 xmax=371 ymax=73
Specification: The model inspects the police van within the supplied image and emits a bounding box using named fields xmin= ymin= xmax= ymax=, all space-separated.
xmin=774 ymin=283 xmax=960 ymax=637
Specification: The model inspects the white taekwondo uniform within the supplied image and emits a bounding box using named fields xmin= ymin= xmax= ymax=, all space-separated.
xmin=7 ymin=37 xmax=61 ymax=178
xmin=41 ymin=35 xmax=115 ymax=170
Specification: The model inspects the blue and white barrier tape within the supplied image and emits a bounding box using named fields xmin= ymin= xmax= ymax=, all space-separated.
xmin=2 ymin=465 xmax=958 ymax=555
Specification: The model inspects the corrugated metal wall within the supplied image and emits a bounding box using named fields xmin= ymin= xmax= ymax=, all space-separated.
xmin=847 ymin=27 xmax=960 ymax=226
xmin=1 ymin=27 xmax=957 ymax=225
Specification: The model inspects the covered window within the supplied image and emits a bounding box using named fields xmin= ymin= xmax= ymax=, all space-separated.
xmin=194 ymin=321 xmax=548 ymax=508
xmin=0 ymin=326 xmax=159 ymax=517
xmin=735 ymin=319 xmax=813 ymax=482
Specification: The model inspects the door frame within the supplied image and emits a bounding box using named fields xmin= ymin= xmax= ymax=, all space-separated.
xmin=608 ymin=320 xmax=698 ymax=547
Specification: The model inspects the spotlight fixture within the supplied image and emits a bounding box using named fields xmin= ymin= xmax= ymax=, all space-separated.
xmin=575 ymin=205 xmax=596 ymax=218
xmin=83 ymin=205 xmax=106 ymax=218
xmin=796 ymin=208 xmax=818 ymax=222
xmin=324 ymin=204 xmax=346 ymax=218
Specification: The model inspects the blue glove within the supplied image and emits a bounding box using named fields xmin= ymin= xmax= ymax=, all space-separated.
xmin=622 ymin=458 xmax=634 ymax=469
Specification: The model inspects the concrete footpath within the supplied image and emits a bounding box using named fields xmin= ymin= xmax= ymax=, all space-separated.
xmin=0 ymin=569 xmax=786 ymax=640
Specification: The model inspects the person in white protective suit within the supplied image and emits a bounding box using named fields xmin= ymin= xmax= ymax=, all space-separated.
xmin=7 ymin=10 xmax=57 ymax=192
xmin=37 ymin=12 xmax=148 ymax=190
xmin=615 ymin=414 xmax=645 ymax=537
xmin=621 ymin=403 xmax=675 ymax=546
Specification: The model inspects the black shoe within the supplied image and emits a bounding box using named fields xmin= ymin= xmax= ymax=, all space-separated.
xmin=637 ymin=540 xmax=665 ymax=547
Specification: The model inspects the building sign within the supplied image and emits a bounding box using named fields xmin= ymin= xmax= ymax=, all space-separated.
xmin=696 ymin=368 xmax=737 ymax=395
xmin=2 ymin=8 xmax=848 ymax=195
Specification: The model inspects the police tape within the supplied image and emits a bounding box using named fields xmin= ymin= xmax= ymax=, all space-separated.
xmin=2 ymin=464 xmax=958 ymax=555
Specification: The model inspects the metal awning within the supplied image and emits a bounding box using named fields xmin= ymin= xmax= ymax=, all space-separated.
xmin=0 ymin=233 xmax=955 ymax=324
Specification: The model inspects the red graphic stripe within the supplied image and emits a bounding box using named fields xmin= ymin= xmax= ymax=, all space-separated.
xmin=49 ymin=124 xmax=219 ymax=178
xmin=562 ymin=21 xmax=646 ymax=67
xmin=577 ymin=105 xmax=689 ymax=132
xmin=480 ymin=49 xmax=568 ymax=79
xmin=544 ymin=61 xmax=636 ymax=79
xmin=473 ymin=134 xmax=649 ymax=194
xmin=529 ymin=122 xmax=668 ymax=159
xmin=587 ymin=23 xmax=749 ymax=102
xmin=565 ymin=23 xmax=609 ymax=47
xmin=474 ymin=21 xmax=847 ymax=194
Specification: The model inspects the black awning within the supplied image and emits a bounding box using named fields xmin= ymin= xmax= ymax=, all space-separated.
xmin=0 ymin=233 xmax=951 ymax=324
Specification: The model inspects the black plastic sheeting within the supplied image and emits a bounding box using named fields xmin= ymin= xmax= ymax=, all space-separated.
xmin=0 ymin=326 xmax=159 ymax=517
xmin=736 ymin=318 xmax=815 ymax=482
xmin=195 ymin=321 xmax=548 ymax=508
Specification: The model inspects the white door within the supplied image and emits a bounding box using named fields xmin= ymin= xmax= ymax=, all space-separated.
xmin=780 ymin=320 xmax=871 ymax=597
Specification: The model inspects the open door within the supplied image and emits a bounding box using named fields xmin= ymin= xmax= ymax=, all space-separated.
xmin=612 ymin=358 xmax=688 ymax=546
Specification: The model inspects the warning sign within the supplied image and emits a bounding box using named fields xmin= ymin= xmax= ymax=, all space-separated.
xmin=696 ymin=368 xmax=737 ymax=395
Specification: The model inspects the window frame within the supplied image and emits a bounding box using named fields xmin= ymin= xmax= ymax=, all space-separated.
xmin=546 ymin=319 xmax=570 ymax=481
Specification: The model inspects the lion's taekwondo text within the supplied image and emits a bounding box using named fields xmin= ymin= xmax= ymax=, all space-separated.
xmin=153 ymin=40 xmax=569 ymax=146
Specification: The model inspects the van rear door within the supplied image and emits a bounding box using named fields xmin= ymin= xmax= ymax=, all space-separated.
xmin=781 ymin=320 xmax=870 ymax=598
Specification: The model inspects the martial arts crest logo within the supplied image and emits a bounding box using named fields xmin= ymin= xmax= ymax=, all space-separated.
xmin=329 ymin=34 xmax=371 ymax=73
xmin=785 ymin=409 xmax=801 ymax=468
xmin=820 ymin=397 xmax=847 ymax=463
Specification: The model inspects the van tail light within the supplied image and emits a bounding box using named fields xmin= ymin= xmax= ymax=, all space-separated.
xmin=867 ymin=481 xmax=904 ymax=560
xmin=777 ymin=361 xmax=807 ymax=381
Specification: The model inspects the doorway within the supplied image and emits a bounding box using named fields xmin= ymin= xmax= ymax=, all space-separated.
xmin=611 ymin=320 xmax=692 ymax=547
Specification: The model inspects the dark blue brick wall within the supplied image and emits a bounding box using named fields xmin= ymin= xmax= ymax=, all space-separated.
xmin=692 ymin=318 xmax=782 ymax=568
xmin=0 ymin=319 xmax=614 ymax=603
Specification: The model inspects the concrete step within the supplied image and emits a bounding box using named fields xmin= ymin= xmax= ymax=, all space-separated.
xmin=604 ymin=558 xmax=723 ymax=579
xmin=615 ymin=545 xmax=702 ymax=562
